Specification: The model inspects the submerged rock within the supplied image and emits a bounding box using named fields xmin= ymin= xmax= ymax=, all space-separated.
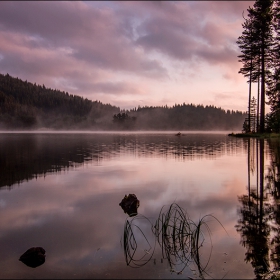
xmin=19 ymin=247 xmax=46 ymax=268
xmin=119 ymin=194 xmax=140 ymax=217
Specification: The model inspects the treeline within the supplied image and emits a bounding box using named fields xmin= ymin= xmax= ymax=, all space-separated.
xmin=126 ymin=104 xmax=246 ymax=130
xmin=0 ymin=73 xmax=120 ymax=129
xmin=0 ymin=73 xmax=246 ymax=130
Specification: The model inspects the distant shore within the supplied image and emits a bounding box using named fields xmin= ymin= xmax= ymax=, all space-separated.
xmin=228 ymin=132 xmax=280 ymax=138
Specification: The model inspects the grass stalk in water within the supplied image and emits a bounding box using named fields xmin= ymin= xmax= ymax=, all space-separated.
xmin=122 ymin=202 xmax=227 ymax=277
xmin=153 ymin=203 xmax=193 ymax=274
xmin=122 ymin=214 xmax=156 ymax=268
xmin=190 ymin=214 xmax=227 ymax=278
xmin=153 ymin=203 xmax=227 ymax=277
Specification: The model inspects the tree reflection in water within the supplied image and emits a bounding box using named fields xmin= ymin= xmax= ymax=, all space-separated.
xmin=266 ymin=139 xmax=280 ymax=277
xmin=121 ymin=203 xmax=226 ymax=279
xmin=236 ymin=138 xmax=280 ymax=279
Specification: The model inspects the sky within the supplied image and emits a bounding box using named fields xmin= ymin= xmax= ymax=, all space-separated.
xmin=0 ymin=1 xmax=257 ymax=112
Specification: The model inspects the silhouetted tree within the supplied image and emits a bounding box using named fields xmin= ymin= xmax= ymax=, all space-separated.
xmin=238 ymin=0 xmax=274 ymax=133
xmin=237 ymin=12 xmax=260 ymax=132
xmin=253 ymin=0 xmax=274 ymax=133
xmin=267 ymin=0 xmax=280 ymax=132
xmin=113 ymin=112 xmax=136 ymax=129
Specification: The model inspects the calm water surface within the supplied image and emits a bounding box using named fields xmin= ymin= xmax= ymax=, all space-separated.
xmin=0 ymin=131 xmax=279 ymax=279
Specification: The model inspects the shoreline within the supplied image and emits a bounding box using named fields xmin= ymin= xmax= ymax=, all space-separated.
xmin=228 ymin=132 xmax=280 ymax=138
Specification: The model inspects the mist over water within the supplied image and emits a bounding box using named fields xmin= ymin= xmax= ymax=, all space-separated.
xmin=0 ymin=131 xmax=272 ymax=279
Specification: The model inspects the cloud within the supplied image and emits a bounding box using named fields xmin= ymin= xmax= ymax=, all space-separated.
xmin=0 ymin=2 xmax=167 ymax=77
xmin=0 ymin=1 xmax=252 ymax=111
xmin=132 ymin=1 xmax=247 ymax=68
xmin=74 ymin=80 xmax=144 ymax=96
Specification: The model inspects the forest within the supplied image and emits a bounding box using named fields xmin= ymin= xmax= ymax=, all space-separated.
xmin=0 ymin=73 xmax=119 ymax=130
xmin=0 ymin=73 xmax=246 ymax=130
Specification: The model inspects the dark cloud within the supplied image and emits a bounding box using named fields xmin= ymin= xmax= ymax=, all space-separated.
xmin=74 ymin=80 xmax=143 ymax=96
xmin=132 ymin=1 xmax=248 ymax=66
xmin=0 ymin=2 xmax=95 ymax=43
xmin=0 ymin=1 xmax=249 ymax=68
xmin=71 ymin=43 xmax=167 ymax=78
xmin=0 ymin=2 xmax=168 ymax=78
xmin=197 ymin=45 xmax=238 ymax=65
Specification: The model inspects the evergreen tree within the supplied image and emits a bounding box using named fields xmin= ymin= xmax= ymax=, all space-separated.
xmin=238 ymin=0 xmax=274 ymax=133
xmin=251 ymin=0 xmax=274 ymax=132
xmin=250 ymin=96 xmax=257 ymax=132
xmin=267 ymin=0 xmax=280 ymax=129
xmin=237 ymin=12 xmax=260 ymax=132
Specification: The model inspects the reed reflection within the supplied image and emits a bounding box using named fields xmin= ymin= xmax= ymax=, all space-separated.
xmin=122 ymin=214 xmax=156 ymax=268
xmin=236 ymin=138 xmax=280 ymax=279
xmin=121 ymin=202 xmax=226 ymax=279
xmin=0 ymin=133 xmax=246 ymax=189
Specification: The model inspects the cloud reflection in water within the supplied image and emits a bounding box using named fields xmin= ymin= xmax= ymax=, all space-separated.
xmin=0 ymin=132 xmax=254 ymax=278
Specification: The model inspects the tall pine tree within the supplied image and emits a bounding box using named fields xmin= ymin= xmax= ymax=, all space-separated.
xmin=267 ymin=0 xmax=280 ymax=130
xmin=237 ymin=12 xmax=260 ymax=132
xmin=253 ymin=0 xmax=274 ymax=132
xmin=238 ymin=0 xmax=274 ymax=133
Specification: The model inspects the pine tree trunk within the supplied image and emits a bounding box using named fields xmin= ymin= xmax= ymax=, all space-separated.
xmin=260 ymin=40 xmax=266 ymax=133
xmin=247 ymin=54 xmax=253 ymax=133
xmin=257 ymin=69 xmax=260 ymax=132
xmin=248 ymin=77 xmax=252 ymax=132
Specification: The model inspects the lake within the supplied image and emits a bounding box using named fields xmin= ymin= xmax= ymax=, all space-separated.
xmin=0 ymin=131 xmax=279 ymax=279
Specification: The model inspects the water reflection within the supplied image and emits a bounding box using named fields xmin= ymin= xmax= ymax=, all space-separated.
xmin=236 ymin=138 xmax=280 ymax=279
xmin=0 ymin=132 xmax=255 ymax=279
xmin=0 ymin=132 xmax=246 ymax=189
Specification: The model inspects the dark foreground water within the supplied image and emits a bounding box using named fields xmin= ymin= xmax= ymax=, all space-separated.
xmin=0 ymin=131 xmax=279 ymax=279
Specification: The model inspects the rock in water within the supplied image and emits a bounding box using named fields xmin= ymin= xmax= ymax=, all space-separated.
xmin=19 ymin=247 xmax=46 ymax=268
xmin=119 ymin=194 xmax=140 ymax=217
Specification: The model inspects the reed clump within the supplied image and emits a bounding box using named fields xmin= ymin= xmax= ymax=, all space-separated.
xmin=122 ymin=202 xmax=226 ymax=278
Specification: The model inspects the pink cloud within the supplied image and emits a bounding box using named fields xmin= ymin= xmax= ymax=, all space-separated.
xmin=0 ymin=1 xmax=252 ymax=111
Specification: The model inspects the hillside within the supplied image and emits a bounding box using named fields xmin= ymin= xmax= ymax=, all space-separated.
xmin=0 ymin=73 xmax=120 ymax=129
xmin=0 ymin=73 xmax=246 ymax=130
